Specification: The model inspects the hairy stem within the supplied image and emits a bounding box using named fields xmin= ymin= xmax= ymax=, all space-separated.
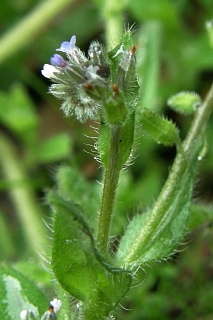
xmin=98 ymin=125 xmax=122 ymax=251
xmin=122 ymin=84 xmax=213 ymax=267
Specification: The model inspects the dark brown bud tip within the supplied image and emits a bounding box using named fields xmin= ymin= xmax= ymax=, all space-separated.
xmin=83 ymin=83 xmax=93 ymax=90
xmin=112 ymin=83 xmax=119 ymax=92
xmin=130 ymin=45 xmax=136 ymax=54
xmin=48 ymin=305 xmax=54 ymax=313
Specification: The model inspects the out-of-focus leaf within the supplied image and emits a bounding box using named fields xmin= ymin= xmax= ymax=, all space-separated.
xmin=56 ymin=166 xmax=101 ymax=224
xmin=187 ymin=204 xmax=213 ymax=230
xmin=206 ymin=20 xmax=213 ymax=49
xmin=128 ymin=0 xmax=180 ymax=30
xmin=14 ymin=261 xmax=52 ymax=289
xmin=137 ymin=21 xmax=161 ymax=111
xmin=0 ymin=84 xmax=39 ymax=145
xmin=36 ymin=133 xmax=72 ymax=163
xmin=0 ymin=264 xmax=47 ymax=320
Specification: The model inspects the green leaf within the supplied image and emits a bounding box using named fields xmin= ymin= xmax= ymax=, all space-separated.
xmin=167 ymin=91 xmax=201 ymax=115
xmin=115 ymin=146 xmax=199 ymax=269
xmin=49 ymin=192 xmax=132 ymax=319
xmin=56 ymin=166 xmax=101 ymax=226
xmin=0 ymin=84 xmax=39 ymax=145
xmin=0 ymin=264 xmax=47 ymax=320
xmin=128 ymin=0 xmax=179 ymax=29
xmin=140 ymin=110 xmax=180 ymax=146
xmin=36 ymin=133 xmax=72 ymax=163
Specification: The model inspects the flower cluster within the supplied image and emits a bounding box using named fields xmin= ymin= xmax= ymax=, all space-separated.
xmin=42 ymin=32 xmax=139 ymax=123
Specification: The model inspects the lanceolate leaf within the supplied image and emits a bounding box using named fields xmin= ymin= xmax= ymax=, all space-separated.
xmin=140 ymin=109 xmax=180 ymax=146
xmin=48 ymin=192 xmax=132 ymax=320
xmin=115 ymin=146 xmax=199 ymax=269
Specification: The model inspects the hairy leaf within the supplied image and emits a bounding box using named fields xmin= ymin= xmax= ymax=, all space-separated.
xmin=140 ymin=109 xmax=180 ymax=146
xmin=49 ymin=192 xmax=132 ymax=319
xmin=115 ymin=147 xmax=199 ymax=269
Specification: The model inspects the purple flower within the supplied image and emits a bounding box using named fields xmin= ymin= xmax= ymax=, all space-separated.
xmin=50 ymin=54 xmax=67 ymax=67
xmin=56 ymin=35 xmax=76 ymax=53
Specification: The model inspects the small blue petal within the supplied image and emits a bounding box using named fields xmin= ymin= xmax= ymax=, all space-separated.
xmin=57 ymin=35 xmax=76 ymax=53
xmin=69 ymin=35 xmax=76 ymax=48
xmin=59 ymin=41 xmax=71 ymax=51
xmin=50 ymin=54 xmax=67 ymax=67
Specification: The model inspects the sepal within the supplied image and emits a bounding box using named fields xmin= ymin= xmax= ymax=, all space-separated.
xmin=108 ymin=30 xmax=139 ymax=113
xmin=167 ymin=91 xmax=201 ymax=115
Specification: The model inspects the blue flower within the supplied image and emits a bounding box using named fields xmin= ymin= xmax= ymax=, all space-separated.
xmin=50 ymin=54 xmax=67 ymax=67
xmin=57 ymin=35 xmax=76 ymax=53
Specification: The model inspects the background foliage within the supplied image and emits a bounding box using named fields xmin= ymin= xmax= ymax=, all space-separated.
xmin=0 ymin=0 xmax=213 ymax=319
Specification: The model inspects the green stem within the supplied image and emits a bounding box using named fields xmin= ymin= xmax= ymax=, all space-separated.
xmin=98 ymin=125 xmax=122 ymax=251
xmin=0 ymin=0 xmax=73 ymax=65
xmin=0 ymin=132 xmax=49 ymax=260
xmin=182 ymin=84 xmax=213 ymax=155
xmin=122 ymin=84 xmax=213 ymax=267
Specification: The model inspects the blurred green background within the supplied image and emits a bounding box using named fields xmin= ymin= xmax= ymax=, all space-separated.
xmin=0 ymin=0 xmax=213 ymax=319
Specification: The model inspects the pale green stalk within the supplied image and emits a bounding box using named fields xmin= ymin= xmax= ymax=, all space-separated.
xmin=0 ymin=132 xmax=48 ymax=260
xmin=0 ymin=0 xmax=73 ymax=64
xmin=100 ymin=0 xmax=127 ymax=50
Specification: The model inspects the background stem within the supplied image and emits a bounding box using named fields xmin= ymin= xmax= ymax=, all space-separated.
xmin=101 ymin=0 xmax=124 ymax=50
xmin=151 ymin=85 xmax=213 ymax=222
xmin=0 ymin=132 xmax=48 ymax=260
xmin=0 ymin=0 xmax=73 ymax=65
